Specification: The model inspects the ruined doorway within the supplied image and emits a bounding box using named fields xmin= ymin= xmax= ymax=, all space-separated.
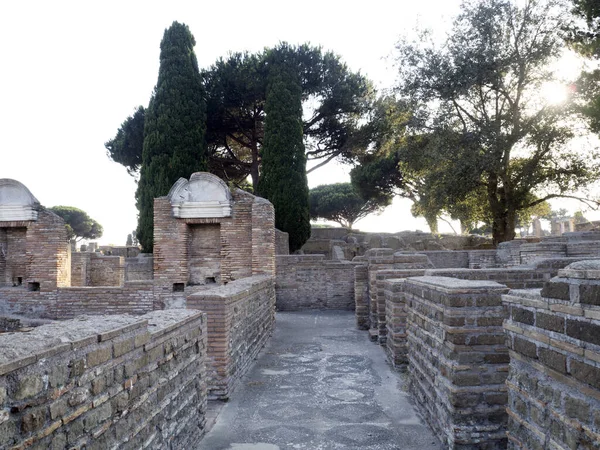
xmin=0 ymin=227 xmax=27 ymax=287
xmin=188 ymin=224 xmax=221 ymax=285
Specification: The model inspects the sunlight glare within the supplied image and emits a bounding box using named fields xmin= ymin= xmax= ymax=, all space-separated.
xmin=540 ymin=81 xmax=569 ymax=105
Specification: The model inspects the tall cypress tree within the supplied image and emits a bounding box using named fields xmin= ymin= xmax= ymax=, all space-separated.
xmin=136 ymin=21 xmax=207 ymax=252
xmin=258 ymin=62 xmax=310 ymax=252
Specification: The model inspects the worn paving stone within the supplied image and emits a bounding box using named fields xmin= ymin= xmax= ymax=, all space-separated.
xmin=197 ymin=310 xmax=441 ymax=450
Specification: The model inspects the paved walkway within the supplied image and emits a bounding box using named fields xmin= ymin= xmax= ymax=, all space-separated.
xmin=198 ymin=310 xmax=441 ymax=450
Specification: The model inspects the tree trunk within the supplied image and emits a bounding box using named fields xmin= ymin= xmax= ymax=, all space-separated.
xmin=425 ymin=213 xmax=438 ymax=234
xmin=491 ymin=208 xmax=517 ymax=245
xmin=250 ymin=160 xmax=259 ymax=193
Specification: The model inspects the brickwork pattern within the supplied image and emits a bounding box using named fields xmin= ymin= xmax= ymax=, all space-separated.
xmin=1 ymin=227 xmax=26 ymax=286
xmin=1 ymin=209 xmax=70 ymax=291
xmin=0 ymin=282 xmax=154 ymax=320
xmin=124 ymin=255 xmax=153 ymax=282
xmin=406 ymin=276 xmax=510 ymax=449
xmin=353 ymin=259 xmax=369 ymax=329
xmin=504 ymin=264 xmax=600 ymax=449
xmin=89 ymin=254 xmax=124 ymax=287
xmin=187 ymin=276 xmax=275 ymax=400
xmin=71 ymin=253 xmax=91 ymax=287
xmin=275 ymin=255 xmax=356 ymax=310
xmin=0 ymin=310 xmax=208 ymax=449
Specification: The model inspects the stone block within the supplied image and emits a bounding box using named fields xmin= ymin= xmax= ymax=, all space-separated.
xmin=15 ymin=374 xmax=43 ymax=400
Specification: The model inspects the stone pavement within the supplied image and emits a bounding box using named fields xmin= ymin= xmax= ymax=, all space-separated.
xmin=197 ymin=310 xmax=441 ymax=450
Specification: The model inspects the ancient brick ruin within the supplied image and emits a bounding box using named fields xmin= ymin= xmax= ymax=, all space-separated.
xmin=0 ymin=174 xmax=275 ymax=448
xmin=3 ymin=173 xmax=600 ymax=448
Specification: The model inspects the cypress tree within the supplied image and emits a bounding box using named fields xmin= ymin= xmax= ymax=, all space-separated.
xmin=136 ymin=21 xmax=207 ymax=252
xmin=258 ymin=63 xmax=310 ymax=252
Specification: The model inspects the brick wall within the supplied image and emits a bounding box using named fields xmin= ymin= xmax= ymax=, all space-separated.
xmin=503 ymin=260 xmax=600 ymax=449
xmin=153 ymin=190 xmax=275 ymax=308
xmin=353 ymin=258 xmax=369 ymax=329
xmin=89 ymin=254 xmax=124 ymax=286
xmin=0 ymin=310 xmax=208 ymax=449
xmin=520 ymin=242 xmax=567 ymax=264
xmin=26 ymin=209 xmax=71 ymax=290
xmin=187 ymin=276 xmax=275 ymax=400
xmin=406 ymin=276 xmax=510 ymax=448
xmin=406 ymin=250 xmax=469 ymax=268
xmin=275 ymin=229 xmax=289 ymax=255
xmin=124 ymin=255 xmax=153 ymax=282
xmin=424 ymin=267 xmax=549 ymax=289
xmin=2 ymin=227 xmax=26 ymax=286
xmin=71 ymin=252 xmax=91 ymax=287
xmin=0 ymin=282 xmax=155 ymax=320
xmin=365 ymin=251 xmax=432 ymax=343
xmin=251 ymin=198 xmax=276 ymax=276
xmin=275 ymin=255 xmax=356 ymax=310
xmin=0 ymin=228 xmax=5 ymax=285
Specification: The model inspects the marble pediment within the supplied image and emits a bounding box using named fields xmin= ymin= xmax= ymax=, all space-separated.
xmin=168 ymin=173 xmax=232 ymax=218
xmin=0 ymin=179 xmax=40 ymax=222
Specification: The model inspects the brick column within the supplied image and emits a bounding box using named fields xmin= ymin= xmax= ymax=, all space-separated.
xmin=405 ymin=276 xmax=509 ymax=449
xmin=504 ymin=260 xmax=600 ymax=448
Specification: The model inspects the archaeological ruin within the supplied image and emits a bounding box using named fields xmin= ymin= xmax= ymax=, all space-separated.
xmin=1 ymin=175 xmax=600 ymax=448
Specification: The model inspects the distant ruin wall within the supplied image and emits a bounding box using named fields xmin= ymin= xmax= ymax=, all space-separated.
xmin=275 ymin=229 xmax=289 ymax=255
xmin=124 ymin=255 xmax=153 ymax=282
xmin=504 ymin=262 xmax=600 ymax=449
xmin=0 ymin=282 xmax=155 ymax=320
xmin=89 ymin=254 xmax=124 ymax=286
xmin=0 ymin=310 xmax=208 ymax=449
xmin=275 ymin=255 xmax=356 ymax=310
xmin=187 ymin=276 xmax=275 ymax=400
xmin=406 ymin=276 xmax=509 ymax=449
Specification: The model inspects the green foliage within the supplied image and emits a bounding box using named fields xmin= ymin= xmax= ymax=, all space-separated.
xmin=105 ymin=106 xmax=145 ymax=176
xmin=568 ymin=0 xmax=600 ymax=58
xmin=567 ymin=0 xmax=600 ymax=136
xmin=388 ymin=0 xmax=600 ymax=244
xmin=203 ymin=43 xmax=374 ymax=190
xmin=574 ymin=210 xmax=589 ymax=224
xmin=126 ymin=234 xmax=133 ymax=246
xmin=135 ymin=21 xmax=207 ymax=252
xmin=49 ymin=206 xmax=103 ymax=242
xmin=309 ymin=183 xmax=391 ymax=229
xmin=257 ymin=61 xmax=310 ymax=252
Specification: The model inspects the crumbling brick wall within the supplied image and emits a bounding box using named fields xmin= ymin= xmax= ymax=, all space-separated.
xmin=406 ymin=276 xmax=509 ymax=449
xmin=187 ymin=276 xmax=275 ymax=400
xmin=0 ymin=310 xmax=208 ymax=449
xmin=275 ymin=255 xmax=357 ymax=310
xmin=504 ymin=260 xmax=600 ymax=448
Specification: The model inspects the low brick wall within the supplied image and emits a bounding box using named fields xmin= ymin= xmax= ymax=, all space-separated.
xmin=520 ymin=242 xmax=567 ymax=264
xmin=425 ymin=267 xmax=549 ymax=289
xmin=405 ymin=276 xmax=509 ymax=449
xmin=0 ymin=310 xmax=207 ymax=449
xmin=412 ymin=250 xmax=469 ymax=268
xmin=275 ymin=255 xmax=356 ymax=310
xmin=0 ymin=282 xmax=155 ymax=320
xmin=71 ymin=253 xmax=125 ymax=287
xmin=124 ymin=255 xmax=154 ymax=281
xmin=373 ymin=268 xmax=427 ymax=344
xmin=89 ymin=254 xmax=124 ymax=286
xmin=503 ymin=261 xmax=600 ymax=449
xmin=187 ymin=275 xmax=275 ymax=400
